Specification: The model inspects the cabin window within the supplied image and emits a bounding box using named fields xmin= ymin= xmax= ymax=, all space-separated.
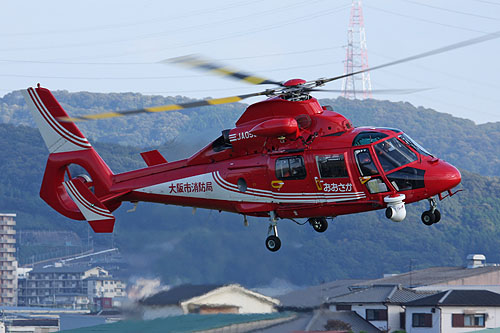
xmin=316 ymin=154 xmax=348 ymax=178
xmin=275 ymin=156 xmax=306 ymax=180
xmin=353 ymin=131 xmax=388 ymax=146
xmin=374 ymin=138 xmax=417 ymax=172
xmin=412 ymin=313 xmax=432 ymax=327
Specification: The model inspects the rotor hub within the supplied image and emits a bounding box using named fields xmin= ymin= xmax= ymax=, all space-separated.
xmin=283 ymin=79 xmax=307 ymax=87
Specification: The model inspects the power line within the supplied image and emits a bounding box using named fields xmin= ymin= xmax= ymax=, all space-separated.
xmin=0 ymin=0 xmax=266 ymax=37
xmin=0 ymin=60 xmax=344 ymax=80
xmin=365 ymin=5 xmax=488 ymax=34
xmin=0 ymin=0 xmax=329 ymax=53
xmin=59 ymin=4 xmax=350 ymax=62
xmin=401 ymin=0 xmax=500 ymax=22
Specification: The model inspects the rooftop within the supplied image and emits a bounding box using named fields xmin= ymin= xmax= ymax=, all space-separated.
xmin=140 ymin=284 xmax=223 ymax=306
xmin=406 ymin=290 xmax=500 ymax=307
xmin=278 ymin=279 xmax=365 ymax=310
xmin=327 ymin=284 xmax=436 ymax=304
xmin=305 ymin=310 xmax=381 ymax=333
xmin=358 ymin=265 xmax=500 ymax=288
xmin=59 ymin=313 xmax=292 ymax=333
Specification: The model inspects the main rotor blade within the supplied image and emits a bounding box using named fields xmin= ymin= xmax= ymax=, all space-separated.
xmin=309 ymin=88 xmax=432 ymax=95
xmin=58 ymin=91 xmax=268 ymax=122
xmin=161 ymin=54 xmax=283 ymax=86
xmin=316 ymin=30 xmax=500 ymax=86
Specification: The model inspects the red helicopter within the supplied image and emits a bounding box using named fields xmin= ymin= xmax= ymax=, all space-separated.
xmin=23 ymin=32 xmax=498 ymax=251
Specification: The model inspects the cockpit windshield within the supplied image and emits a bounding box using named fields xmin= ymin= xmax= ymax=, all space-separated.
xmin=374 ymin=137 xmax=418 ymax=172
xmin=398 ymin=133 xmax=433 ymax=157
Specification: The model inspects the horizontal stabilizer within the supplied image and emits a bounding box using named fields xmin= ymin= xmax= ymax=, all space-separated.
xmin=63 ymin=178 xmax=115 ymax=233
xmin=140 ymin=149 xmax=167 ymax=166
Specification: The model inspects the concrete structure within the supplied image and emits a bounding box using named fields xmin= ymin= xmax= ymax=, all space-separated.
xmin=0 ymin=213 xmax=18 ymax=306
xmin=18 ymin=265 xmax=125 ymax=310
xmin=140 ymin=284 xmax=280 ymax=319
xmin=405 ymin=290 xmax=500 ymax=333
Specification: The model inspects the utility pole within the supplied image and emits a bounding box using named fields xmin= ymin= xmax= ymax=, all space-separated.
xmin=341 ymin=0 xmax=372 ymax=99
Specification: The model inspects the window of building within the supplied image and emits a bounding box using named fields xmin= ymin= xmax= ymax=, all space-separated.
xmin=316 ymin=154 xmax=348 ymax=178
xmin=366 ymin=309 xmax=388 ymax=321
xmin=452 ymin=314 xmax=486 ymax=327
xmin=336 ymin=305 xmax=352 ymax=311
xmin=275 ymin=156 xmax=306 ymax=180
xmin=412 ymin=313 xmax=432 ymax=327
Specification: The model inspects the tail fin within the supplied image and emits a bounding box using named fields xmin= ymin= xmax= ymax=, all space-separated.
xmin=23 ymin=87 xmax=92 ymax=153
xmin=23 ymin=86 xmax=118 ymax=232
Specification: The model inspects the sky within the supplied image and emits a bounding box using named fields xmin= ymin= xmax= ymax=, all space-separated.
xmin=1 ymin=0 xmax=499 ymax=124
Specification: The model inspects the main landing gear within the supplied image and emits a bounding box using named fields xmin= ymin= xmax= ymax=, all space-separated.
xmin=421 ymin=197 xmax=441 ymax=226
xmin=308 ymin=217 xmax=328 ymax=233
xmin=265 ymin=211 xmax=281 ymax=252
xmin=265 ymin=213 xmax=330 ymax=252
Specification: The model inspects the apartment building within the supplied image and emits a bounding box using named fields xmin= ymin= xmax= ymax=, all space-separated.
xmin=18 ymin=265 xmax=125 ymax=310
xmin=0 ymin=213 xmax=18 ymax=306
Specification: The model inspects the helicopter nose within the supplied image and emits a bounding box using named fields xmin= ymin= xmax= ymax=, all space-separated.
xmin=425 ymin=160 xmax=461 ymax=195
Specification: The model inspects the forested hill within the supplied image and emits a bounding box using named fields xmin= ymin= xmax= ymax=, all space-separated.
xmin=1 ymin=90 xmax=499 ymax=176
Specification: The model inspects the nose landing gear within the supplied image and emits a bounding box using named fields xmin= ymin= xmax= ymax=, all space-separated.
xmin=421 ymin=197 xmax=441 ymax=226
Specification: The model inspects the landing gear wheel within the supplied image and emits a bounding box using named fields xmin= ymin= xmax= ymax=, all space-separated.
xmin=433 ymin=209 xmax=441 ymax=223
xmin=265 ymin=235 xmax=281 ymax=252
xmin=421 ymin=211 xmax=436 ymax=226
xmin=310 ymin=217 xmax=328 ymax=233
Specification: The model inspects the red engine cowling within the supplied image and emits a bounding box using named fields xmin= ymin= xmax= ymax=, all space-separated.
xmin=250 ymin=118 xmax=299 ymax=138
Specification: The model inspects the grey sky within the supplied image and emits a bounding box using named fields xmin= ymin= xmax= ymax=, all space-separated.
xmin=1 ymin=0 xmax=499 ymax=123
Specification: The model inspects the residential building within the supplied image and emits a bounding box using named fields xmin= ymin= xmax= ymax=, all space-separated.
xmin=326 ymin=284 xmax=436 ymax=332
xmin=0 ymin=213 xmax=17 ymax=306
xmin=17 ymin=265 xmax=125 ymax=309
xmin=140 ymin=284 xmax=280 ymax=319
xmin=405 ymin=290 xmax=500 ymax=333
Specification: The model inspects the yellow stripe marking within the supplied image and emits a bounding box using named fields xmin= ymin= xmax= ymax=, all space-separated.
xmin=83 ymin=112 xmax=123 ymax=120
xmin=145 ymin=105 xmax=184 ymax=112
xmin=207 ymin=96 xmax=242 ymax=105
xmin=58 ymin=116 xmax=83 ymax=122
xmin=243 ymin=76 xmax=266 ymax=84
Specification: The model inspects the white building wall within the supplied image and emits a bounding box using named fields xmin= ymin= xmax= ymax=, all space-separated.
xmin=387 ymin=304 xmax=404 ymax=332
xmin=440 ymin=306 xmax=500 ymax=332
xmin=181 ymin=287 xmax=278 ymax=314
xmin=406 ymin=306 xmax=440 ymax=333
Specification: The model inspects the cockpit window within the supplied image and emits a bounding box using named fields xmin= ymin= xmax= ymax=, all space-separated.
xmin=399 ymin=134 xmax=433 ymax=157
xmin=374 ymin=138 xmax=418 ymax=172
xmin=353 ymin=132 xmax=388 ymax=146
xmin=354 ymin=149 xmax=379 ymax=176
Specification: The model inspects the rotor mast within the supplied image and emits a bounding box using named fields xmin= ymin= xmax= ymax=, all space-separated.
xmin=341 ymin=0 xmax=372 ymax=100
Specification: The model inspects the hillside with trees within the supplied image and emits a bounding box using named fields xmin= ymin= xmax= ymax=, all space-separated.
xmin=1 ymin=91 xmax=500 ymax=286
